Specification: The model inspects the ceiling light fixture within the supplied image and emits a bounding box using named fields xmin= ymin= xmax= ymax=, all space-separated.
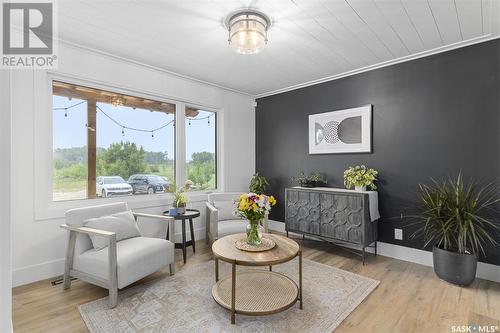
xmin=225 ymin=9 xmax=271 ymax=54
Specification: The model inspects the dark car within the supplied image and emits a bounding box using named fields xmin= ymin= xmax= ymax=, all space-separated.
xmin=127 ymin=174 xmax=169 ymax=194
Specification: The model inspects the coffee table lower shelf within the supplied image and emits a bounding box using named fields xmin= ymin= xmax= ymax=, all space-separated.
xmin=212 ymin=271 xmax=299 ymax=316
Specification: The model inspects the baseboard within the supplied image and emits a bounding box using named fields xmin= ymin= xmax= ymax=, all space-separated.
xmin=13 ymin=228 xmax=208 ymax=287
xmin=13 ymin=258 xmax=65 ymax=287
xmin=268 ymin=220 xmax=500 ymax=284
xmin=15 ymin=223 xmax=499 ymax=286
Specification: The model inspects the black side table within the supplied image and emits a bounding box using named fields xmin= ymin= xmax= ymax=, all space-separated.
xmin=163 ymin=209 xmax=200 ymax=263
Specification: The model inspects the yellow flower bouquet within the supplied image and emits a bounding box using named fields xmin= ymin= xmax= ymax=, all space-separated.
xmin=234 ymin=193 xmax=276 ymax=245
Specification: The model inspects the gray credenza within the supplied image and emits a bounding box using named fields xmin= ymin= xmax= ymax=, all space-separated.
xmin=285 ymin=187 xmax=378 ymax=264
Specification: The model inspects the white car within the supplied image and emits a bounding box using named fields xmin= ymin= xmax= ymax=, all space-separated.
xmin=96 ymin=176 xmax=133 ymax=198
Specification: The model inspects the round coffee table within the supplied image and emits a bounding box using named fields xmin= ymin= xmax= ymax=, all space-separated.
xmin=211 ymin=233 xmax=302 ymax=324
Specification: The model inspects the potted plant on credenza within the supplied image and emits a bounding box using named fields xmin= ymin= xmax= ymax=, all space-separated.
xmin=344 ymin=165 xmax=378 ymax=191
xmin=292 ymin=172 xmax=325 ymax=188
xmin=413 ymin=174 xmax=500 ymax=286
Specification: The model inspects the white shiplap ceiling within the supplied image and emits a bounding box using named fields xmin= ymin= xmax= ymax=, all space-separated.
xmin=58 ymin=0 xmax=500 ymax=97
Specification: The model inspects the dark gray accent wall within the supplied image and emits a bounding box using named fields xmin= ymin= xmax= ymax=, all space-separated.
xmin=256 ymin=39 xmax=500 ymax=265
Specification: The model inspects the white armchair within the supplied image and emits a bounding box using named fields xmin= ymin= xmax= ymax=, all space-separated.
xmin=206 ymin=192 xmax=268 ymax=244
xmin=61 ymin=202 xmax=175 ymax=308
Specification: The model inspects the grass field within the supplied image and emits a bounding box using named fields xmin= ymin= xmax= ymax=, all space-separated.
xmin=53 ymin=179 xmax=87 ymax=192
xmin=52 ymin=164 xmax=180 ymax=201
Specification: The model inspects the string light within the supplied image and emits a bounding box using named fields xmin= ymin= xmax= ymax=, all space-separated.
xmin=186 ymin=113 xmax=214 ymax=125
xmin=54 ymin=102 xmax=213 ymax=137
xmin=109 ymin=96 xmax=125 ymax=108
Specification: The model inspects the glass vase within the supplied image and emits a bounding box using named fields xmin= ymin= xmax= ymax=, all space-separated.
xmin=246 ymin=220 xmax=264 ymax=245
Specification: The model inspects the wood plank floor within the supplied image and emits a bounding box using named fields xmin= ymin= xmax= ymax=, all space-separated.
xmin=12 ymin=236 xmax=500 ymax=333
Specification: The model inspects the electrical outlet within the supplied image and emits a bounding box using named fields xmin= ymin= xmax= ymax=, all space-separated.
xmin=394 ymin=228 xmax=403 ymax=240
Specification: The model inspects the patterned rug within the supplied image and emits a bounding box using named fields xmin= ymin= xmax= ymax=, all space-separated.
xmin=79 ymin=259 xmax=379 ymax=332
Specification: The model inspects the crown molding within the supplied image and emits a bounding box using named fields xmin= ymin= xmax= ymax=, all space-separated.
xmin=256 ymin=34 xmax=500 ymax=99
xmin=57 ymin=33 xmax=500 ymax=100
xmin=57 ymin=39 xmax=255 ymax=98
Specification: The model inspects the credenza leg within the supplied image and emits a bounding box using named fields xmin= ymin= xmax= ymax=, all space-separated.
xmin=362 ymin=247 xmax=366 ymax=265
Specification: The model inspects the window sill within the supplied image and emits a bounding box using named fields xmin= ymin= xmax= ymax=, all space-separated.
xmin=35 ymin=189 xmax=222 ymax=221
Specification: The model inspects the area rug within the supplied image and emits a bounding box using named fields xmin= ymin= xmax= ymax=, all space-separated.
xmin=79 ymin=259 xmax=379 ymax=333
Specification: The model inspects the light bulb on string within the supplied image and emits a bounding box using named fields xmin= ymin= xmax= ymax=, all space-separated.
xmin=151 ymin=131 xmax=154 ymax=139
xmin=64 ymin=109 xmax=68 ymax=117
xmin=189 ymin=119 xmax=191 ymax=126
xmin=207 ymin=117 xmax=210 ymax=125
xmin=122 ymin=127 xmax=125 ymax=136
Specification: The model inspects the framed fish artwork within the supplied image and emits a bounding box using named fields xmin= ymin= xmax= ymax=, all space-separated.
xmin=309 ymin=105 xmax=372 ymax=154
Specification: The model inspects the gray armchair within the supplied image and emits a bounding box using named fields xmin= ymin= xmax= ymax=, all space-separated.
xmin=206 ymin=192 xmax=268 ymax=244
xmin=61 ymin=202 xmax=175 ymax=308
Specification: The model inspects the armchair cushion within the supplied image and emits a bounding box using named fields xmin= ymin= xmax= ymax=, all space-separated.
xmin=218 ymin=219 xmax=247 ymax=238
xmin=213 ymin=201 xmax=242 ymax=221
xmin=73 ymin=237 xmax=174 ymax=289
xmin=84 ymin=211 xmax=141 ymax=250
xmin=66 ymin=202 xmax=130 ymax=255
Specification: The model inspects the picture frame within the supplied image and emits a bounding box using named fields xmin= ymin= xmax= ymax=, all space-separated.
xmin=308 ymin=105 xmax=372 ymax=154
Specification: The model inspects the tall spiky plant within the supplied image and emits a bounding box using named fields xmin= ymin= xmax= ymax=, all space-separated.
xmin=413 ymin=174 xmax=500 ymax=256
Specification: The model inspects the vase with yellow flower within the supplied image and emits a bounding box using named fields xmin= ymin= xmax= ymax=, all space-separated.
xmin=234 ymin=193 xmax=277 ymax=245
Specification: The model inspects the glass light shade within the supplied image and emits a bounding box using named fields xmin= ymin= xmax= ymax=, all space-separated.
xmin=227 ymin=12 xmax=269 ymax=54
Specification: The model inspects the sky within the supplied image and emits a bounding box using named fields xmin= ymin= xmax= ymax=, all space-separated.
xmin=53 ymin=95 xmax=216 ymax=161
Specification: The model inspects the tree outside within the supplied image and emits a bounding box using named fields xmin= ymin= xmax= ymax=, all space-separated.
xmin=53 ymin=141 xmax=215 ymax=200
xmin=187 ymin=151 xmax=215 ymax=190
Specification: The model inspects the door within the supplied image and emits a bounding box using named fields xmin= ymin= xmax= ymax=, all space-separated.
xmin=286 ymin=189 xmax=320 ymax=234
xmin=320 ymin=193 xmax=364 ymax=244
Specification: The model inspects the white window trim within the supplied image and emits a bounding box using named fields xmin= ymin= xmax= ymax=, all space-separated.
xmin=34 ymin=71 xmax=224 ymax=221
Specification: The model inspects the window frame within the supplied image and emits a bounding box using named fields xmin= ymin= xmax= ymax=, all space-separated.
xmin=184 ymin=106 xmax=218 ymax=191
xmin=34 ymin=72 xmax=224 ymax=220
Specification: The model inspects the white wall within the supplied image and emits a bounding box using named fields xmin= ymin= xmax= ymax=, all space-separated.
xmin=11 ymin=43 xmax=256 ymax=287
xmin=0 ymin=70 xmax=13 ymax=332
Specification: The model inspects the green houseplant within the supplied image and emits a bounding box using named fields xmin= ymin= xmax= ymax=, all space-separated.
xmin=249 ymin=173 xmax=269 ymax=194
xmin=292 ymin=172 xmax=324 ymax=188
xmin=412 ymin=174 xmax=500 ymax=286
xmin=170 ymin=184 xmax=188 ymax=214
xmin=344 ymin=165 xmax=378 ymax=191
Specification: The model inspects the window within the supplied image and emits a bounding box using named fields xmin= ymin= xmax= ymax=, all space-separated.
xmin=52 ymin=81 xmax=175 ymax=201
xmin=185 ymin=107 xmax=217 ymax=191
xmin=53 ymin=95 xmax=88 ymax=201
xmin=52 ymin=81 xmax=218 ymax=201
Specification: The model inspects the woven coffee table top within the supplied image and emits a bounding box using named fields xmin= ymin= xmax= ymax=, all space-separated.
xmin=234 ymin=236 xmax=276 ymax=252
xmin=212 ymin=233 xmax=299 ymax=266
